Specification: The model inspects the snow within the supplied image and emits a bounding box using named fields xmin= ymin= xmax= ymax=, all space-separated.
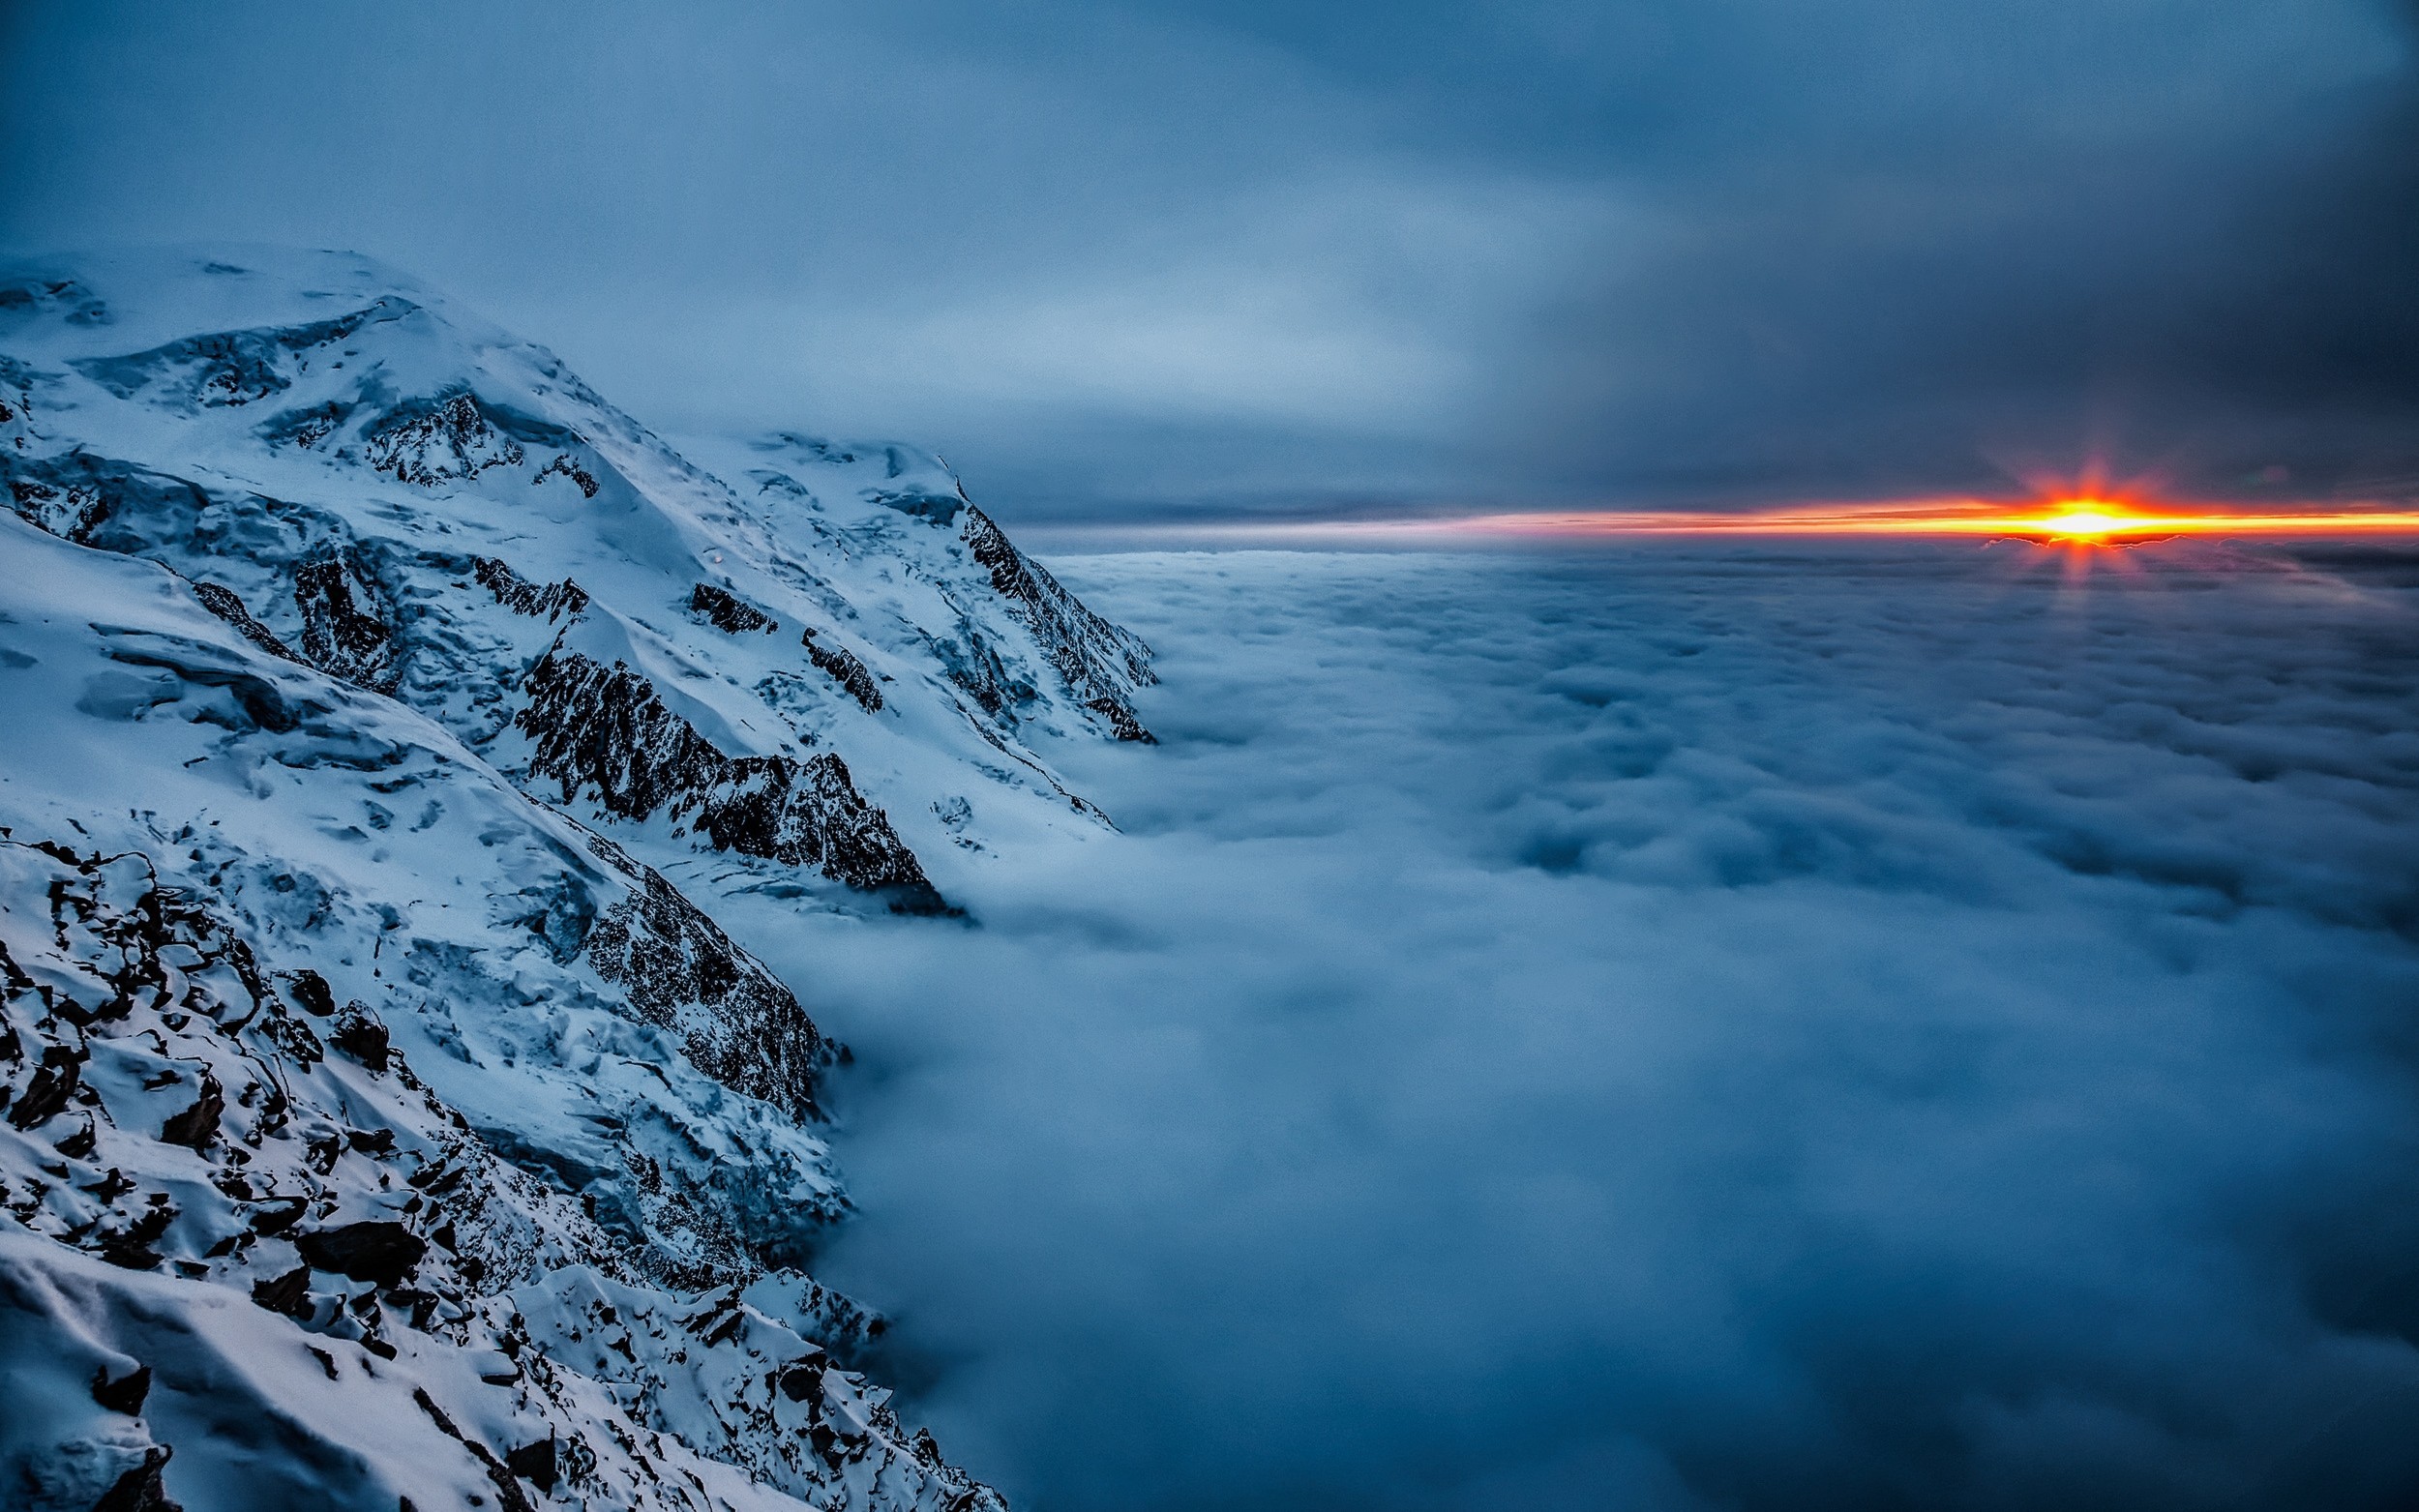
xmin=0 ymin=246 xmax=1141 ymax=1508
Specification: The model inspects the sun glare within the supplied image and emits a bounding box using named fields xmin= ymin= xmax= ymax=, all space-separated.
xmin=1182 ymin=496 xmax=2419 ymax=545
xmin=2035 ymin=503 xmax=2135 ymax=540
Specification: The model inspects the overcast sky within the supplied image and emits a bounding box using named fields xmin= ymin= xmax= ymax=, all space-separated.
xmin=6 ymin=0 xmax=2416 ymax=519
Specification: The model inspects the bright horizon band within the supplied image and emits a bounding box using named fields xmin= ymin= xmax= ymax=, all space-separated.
xmin=1122 ymin=501 xmax=2419 ymax=543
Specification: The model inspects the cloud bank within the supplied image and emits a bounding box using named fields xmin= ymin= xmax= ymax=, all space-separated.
xmin=705 ymin=540 xmax=2419 ymax=1509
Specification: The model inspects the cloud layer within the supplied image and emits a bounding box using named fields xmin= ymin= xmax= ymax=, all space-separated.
xmin=707 ymin=539 xmax=2419 ymax=1510
xmin=7 ymin=1 xmax=2413 ymax=515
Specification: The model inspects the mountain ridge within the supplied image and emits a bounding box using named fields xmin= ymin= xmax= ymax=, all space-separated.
xmin=0 ymin=245 xmax=1150 ymax=1511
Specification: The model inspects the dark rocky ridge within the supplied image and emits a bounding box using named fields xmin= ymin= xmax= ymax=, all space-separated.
xmin=691 ymin=582 xmax=776 ymax=635
xmin=190 ymin=580 xmax=303 ymax=664
xmin=581 ymin=833 xmax=833 ymax=1123
xmin=472 ymin=554 xmax=589 ymax=620
xmin=518 ymin=643 xmax=944 ymax=912
xmin=802 ymin=629 xmax=884 ymax=712
xmin=961 ymin=505 xmax=1157 ymax=742
xmin=293 ymin=547 xmax=400 ymax=693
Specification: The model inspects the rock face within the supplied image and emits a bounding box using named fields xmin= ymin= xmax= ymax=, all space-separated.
xmin=516 ymin=644 xmax=943 ymax=910
xmin=961 ymin=505 xmax=1157 ymax=742
xmin=0 ymin=248 xmax=1159 ymax=1510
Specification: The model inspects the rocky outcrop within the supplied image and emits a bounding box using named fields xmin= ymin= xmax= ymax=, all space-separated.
xmin=189 ymin=581 xmax=303 ymax=664
xmin=292 ymin=547 xmax=399 ymax=693
xmin=691 ymin=582 xmax=776 ymax=635
xmin=519 ymin=645 xmax=944 ymax=910
xmin=962 ymin=505 xmax=1156 ymax=741
xmin=582 ymin=835 xmax=831 ymax=1122
xmin=803 ymin=628 xmax=884 ymax=712
xmin=472 ymin=554 xmax=588 ymax=620
xmin=364 ymin=392 xmax=525 ymax=487
xmin=0 ymin=835 xmax=1003 ymax=1512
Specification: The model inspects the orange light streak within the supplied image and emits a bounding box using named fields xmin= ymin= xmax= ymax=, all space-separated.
xmin=1159 ymin=499 xmax=2419 ymax=545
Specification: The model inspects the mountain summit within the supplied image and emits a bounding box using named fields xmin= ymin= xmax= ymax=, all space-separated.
xmin=0 ymin=248 xmax=1154 ymax=1511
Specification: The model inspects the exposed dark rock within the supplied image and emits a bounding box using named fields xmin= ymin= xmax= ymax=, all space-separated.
xmin=95 ymin=1234 xmax=160 ymax=1271
xmin=473 ymin=555 xmax=589 ymax=620
xmin=91 ymin=1444 xmax=181 ymax=1512
xmin=9 ymin=1044 xmax=81 ymax=1129
xmin=248 ymin=1267 xmax=312 ymax=1316
xmin=801 ymin=630 xmax=883 ymax=712
xmin=364 ymin=392 xmax=524 ymax=487
xmin=518 ymin=646 xmax=941 ymax=906
xmin=962 ymin=505 xmax=1156 ymax=741
xmin=294 ymin=1221 xmax=426 ymax=1287
xmin=329 ymin=1004 xmax=390 ymax=1072
xmin=189 ymin=581 xmax=303 ymax=665
xmin=691 ymin=582 xmax=775 ymax=635
xmin=292 ymin=548 xmax=397 ymax=693
xmin=535 ymin=453 xmax=600 ymax=497
xmin=777 ymin=1354 xmax=827 ymax=1402
xmin=412 ymin=1387 xmax=538 ymax=1512
xmin=91 ymin=1363 xmax=154 ymax=1415
xmin=247 ymin=1197 xmax=307 ymax=1235
xmin=158 ymin=1073 xmax=224 ymax=1149
xmin=583 ymin=843 xmax=829 ymax=1122
xmin=503 ymin=1436 xmax=559 ymax=1493
xmin=287 ymin=970 xmax=335 ymax=1017
xmin=257 ymin=1007 xmax=325 ymax=1065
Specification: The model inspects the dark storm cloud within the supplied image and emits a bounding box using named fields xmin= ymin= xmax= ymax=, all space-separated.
xmin=1495 ymin=2 xmax=2419 ymax=506
xmin=8 ymin=1 xmax=2412 ymax=517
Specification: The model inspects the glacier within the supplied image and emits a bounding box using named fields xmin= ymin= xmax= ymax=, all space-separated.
xmin=0 ymin=246 xmax=1156 ymax=1511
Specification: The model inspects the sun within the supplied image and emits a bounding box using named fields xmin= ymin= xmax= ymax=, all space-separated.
xmin=2037 ymin=501 xmax=2136 ymax=541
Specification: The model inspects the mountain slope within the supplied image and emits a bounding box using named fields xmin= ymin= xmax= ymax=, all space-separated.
xmin=0 ymin=248 xmax=1152 ymax=1511
xmin=0 ymin=247 xmax=1155 ymax=911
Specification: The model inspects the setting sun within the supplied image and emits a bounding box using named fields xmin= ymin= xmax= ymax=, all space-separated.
xmin=2034 ymin=503 xmax=2136 ymax=540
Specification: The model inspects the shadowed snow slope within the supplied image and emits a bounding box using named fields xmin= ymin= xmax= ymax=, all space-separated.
xmin=0 ymin=248 xmax=1161 ymax=1511
xmin=753 ymin=542 xmax=2419 ymax=1512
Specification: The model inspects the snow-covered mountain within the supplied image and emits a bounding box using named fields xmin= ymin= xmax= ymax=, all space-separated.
xmin=0 ymin=248 xmax=1155 ymax=1511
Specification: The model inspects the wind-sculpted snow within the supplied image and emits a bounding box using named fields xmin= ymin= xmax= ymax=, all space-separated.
xmin=68 ymin=298 xmax=414 ymax=411
xmin=0 ymin=515 xmax=1006 ymax=1509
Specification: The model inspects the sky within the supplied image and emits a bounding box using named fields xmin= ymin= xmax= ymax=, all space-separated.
xmin=5 ymin=0 xmax=2417 ymax=520
xmin=718 ymin=539 xmax=2419 ymax=1511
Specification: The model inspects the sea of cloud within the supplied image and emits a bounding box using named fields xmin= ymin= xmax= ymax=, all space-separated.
xmin=723 ymin=540 xmax=2419 ymax=1511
